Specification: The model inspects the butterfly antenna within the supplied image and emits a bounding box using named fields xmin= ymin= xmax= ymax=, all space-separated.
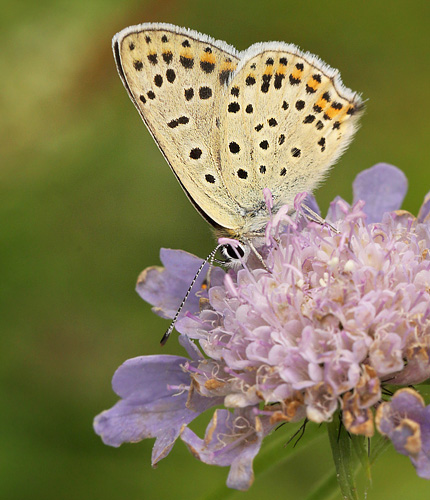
xmin=160 ymin=245 xmax=221 ymax=346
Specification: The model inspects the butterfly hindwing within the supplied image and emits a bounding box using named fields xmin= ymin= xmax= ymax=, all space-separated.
xmin=219 ymin=43 xmax=363 ymax=216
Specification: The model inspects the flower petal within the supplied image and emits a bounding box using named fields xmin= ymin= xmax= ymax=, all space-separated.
xmin=352 ymin=163 xmax=408 ymax=223
xmin=304 ymin=193 xmax=320 ymax=216
xmin=178 ymin=334 xmax=204 ymax=361
xmin=136 ymin=249 xmax=207 ymax=319
xmin=418 ymin=192 xmax=430 ymax=223
xmin=326 ymin=196 xmax=350 ymax=222
xmin=94 ymin=355 xmax=217 ymax=464
xmin=389 ymin=340 xmax=430 ymax=385
xmin=181 ymin=408 xmax=271 ymax=490
xmin=376 ymin=388 xmax=430 ymax=479
xmin=342 ymin=392 xmax=374 ymax=437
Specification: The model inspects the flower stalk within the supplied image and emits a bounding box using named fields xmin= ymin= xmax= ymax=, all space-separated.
xmin=327 ymin=415 xmax=360 ymax=500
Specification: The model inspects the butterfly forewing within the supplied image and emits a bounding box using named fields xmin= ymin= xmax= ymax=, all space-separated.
xmin=113 ymin=24 xmax=244 ymax=231
xmin=219 ymin=44 xmax=363 ymax=215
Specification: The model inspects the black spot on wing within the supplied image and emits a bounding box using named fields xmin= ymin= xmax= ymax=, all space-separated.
xmin=133 ymin=60 xmax=143 ymax=71
xmin=201 ymin=60 xmax=215 ymax=73
xmin=147 ymin=53 xmax=157 ymax=65
xmin=184 ymin=88 xmax=194 ymax=100
xmin=228 ymin=102 xmax=240 ymax=113
xmin=246 ymin=75 xmax=256 ymax=86
xmin=303 ymin=114 xmax=315 ymax=124
xmin=162 ymin=51 xmax=173 ymax=64
xmin=229 ymin=142 xmax=240 ymax=154
xmin=180 ymin=56 xmax=194 ymax=69
xmin=190 ymin=148 xmax=202 ymax=159
xmin=166 ymin=69 xmax=176 ymax=83
xmin=295 ymin=100 xmax=305 ymax=111
xmin=199 ymin=86 xmax=212 ymax=99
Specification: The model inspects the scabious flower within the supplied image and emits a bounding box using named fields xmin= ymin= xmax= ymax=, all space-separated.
xmin=94 ymin=163 xmax=430 ymax=490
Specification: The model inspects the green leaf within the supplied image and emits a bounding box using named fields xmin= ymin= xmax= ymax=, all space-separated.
xmin=327 ymin=414 xmax=359 ymax=500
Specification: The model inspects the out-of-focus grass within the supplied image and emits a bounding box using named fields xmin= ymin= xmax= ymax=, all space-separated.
xmin=1 ymin=1 xmax=429 ymax=499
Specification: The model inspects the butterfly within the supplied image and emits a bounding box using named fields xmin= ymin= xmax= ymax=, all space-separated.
xmin=112 ymin=23 xmax=363 ymax=342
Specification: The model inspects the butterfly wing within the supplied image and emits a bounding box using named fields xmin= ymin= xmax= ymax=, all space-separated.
xmin=113 ymin=23 xmax=244 ymax=231
xmin=218 ymin=42 xmax=363 ymax=225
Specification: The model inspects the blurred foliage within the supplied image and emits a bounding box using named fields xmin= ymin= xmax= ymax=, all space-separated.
xmin=1 ymin=0 xmax=430 ymax=498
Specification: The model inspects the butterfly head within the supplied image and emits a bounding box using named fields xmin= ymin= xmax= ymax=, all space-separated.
xmin=220 ymin=241 xmax=250 ymax=266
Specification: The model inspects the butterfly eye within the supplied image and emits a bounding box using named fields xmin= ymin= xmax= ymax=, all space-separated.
xmin=221 ymin=243 xmax=246 ymax=261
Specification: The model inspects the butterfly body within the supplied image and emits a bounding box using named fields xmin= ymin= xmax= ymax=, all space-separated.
xmin=113 ymin=23 xmax=363 ymax=240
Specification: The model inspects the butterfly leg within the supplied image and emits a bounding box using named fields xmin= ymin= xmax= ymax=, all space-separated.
xmin=245 ymin=238 xmax=269 ymax=271
xmin=301 ymin=203 xmax=340 ymax=234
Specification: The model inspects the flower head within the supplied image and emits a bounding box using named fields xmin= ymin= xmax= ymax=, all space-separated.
xmin=94 ymin=163 xmax=430 ymax=489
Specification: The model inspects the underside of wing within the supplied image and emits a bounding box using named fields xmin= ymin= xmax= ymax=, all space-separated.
xmin=112 ymin=23 xmax=244 ymax=230
xmin=218 ymin=42 xmax=364 ymax=214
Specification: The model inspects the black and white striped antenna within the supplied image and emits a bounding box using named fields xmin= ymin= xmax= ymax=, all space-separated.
xmin=160 ymin=244 xmax=221 ymax=345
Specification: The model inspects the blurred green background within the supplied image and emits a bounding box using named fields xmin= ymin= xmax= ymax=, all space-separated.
xmin=2 ymin=0 xmax=430 ymax=498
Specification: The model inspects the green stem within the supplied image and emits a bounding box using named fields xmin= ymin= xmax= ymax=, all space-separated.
xmin=350 ymin=434 xmax=371 ymax=482
xmin=327 ymin=415 xmax=359 ymax=500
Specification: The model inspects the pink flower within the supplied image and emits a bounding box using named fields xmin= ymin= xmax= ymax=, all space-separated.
xmin=94 ymin=164 xmax=430 ymax=489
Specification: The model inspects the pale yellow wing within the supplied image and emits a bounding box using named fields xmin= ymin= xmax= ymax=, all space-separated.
xmin=219 ymin=43 xmax=363 ymax=222
xmin=113 ymin=23 xmax=243 ymax=231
